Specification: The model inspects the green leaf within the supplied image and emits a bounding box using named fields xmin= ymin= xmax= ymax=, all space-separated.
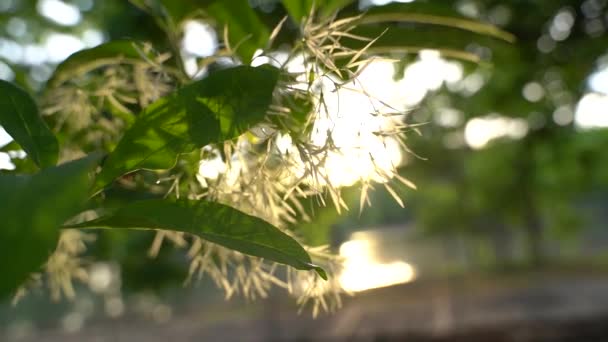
xmin=282 ymin=0 xmax=355 ymax=23
xmin=342 ymin=25 xmax=513 ymax=64
xmin=94 ymin=65 xmax=279 ymax=192
xmin=0 ymin=80 xmax=58 ymax=168
xmin=47 ymin=40 xmax=155 ymax=87
xmin=360 ymin=3 xmax=515 ymax=42
xmin=69 ymin=199 xmax=327 ymax=278
xmin=0 ymin=155 xmax=100 ymax=299
xmin=330 ymin=3 xmax=515 ymax=66
xmin=206 ymin=0 xmax=269 ymax=63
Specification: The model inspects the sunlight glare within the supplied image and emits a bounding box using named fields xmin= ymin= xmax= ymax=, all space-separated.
xmin=303 ymin=55 xmax=460 ymax=187
xmin=182 ymin=20 xmax=217 ymax=57
xmin=198 ymin=52 xmax=462 ymax=190
xmin=575 ymin=93 xmax=608 ymax=129
xmin=197 ymin=148 xmax=227 ymax=187
xmin=0 ymin=125 xmax=15 ymax=170
xmin=0 ymin=61 xmax=14 ymax=80
xmin=82 ymin=29 xmax=105 ymax=47
xmin=307 ymin=61 xmax=405 ymax=187
xmin=0 ymin=38 xmax=24 ymax=64
xmin=464 ymin=114 xmax=528 ymax=149
xmin=37 ymin=0 xmax=82 ymax=27
xmin=361 ymin=0 xmax=415 ymax=9
xmin=339 ymin=237 xmax=416 ymax=292
xmin=589 ymin=67 xmax=608 ymax=94
xmin=0 ymin=153 xmax=15 ymax=170
xmin=44 ymin=33 xmax=85 ymax=63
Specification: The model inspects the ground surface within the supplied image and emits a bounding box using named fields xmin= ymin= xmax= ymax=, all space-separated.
xmin=4 ymin=271 xmax=608 ymax=341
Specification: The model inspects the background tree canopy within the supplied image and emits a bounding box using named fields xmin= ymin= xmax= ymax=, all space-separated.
xmin=1 ymin=0 xmax=608 ymax=338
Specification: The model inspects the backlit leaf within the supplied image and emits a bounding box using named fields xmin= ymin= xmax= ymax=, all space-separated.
xmin=69 ymin=199 xmax=327 ymax=278
xmin=94 ymin=65 xmax=279 ymax=192
xmin=47 ymin=40 xmax=156 ymax=87
xmin=361 ymin=3 xmax=515 ymax=42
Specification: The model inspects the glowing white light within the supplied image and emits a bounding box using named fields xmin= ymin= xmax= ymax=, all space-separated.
xmin=443 ymin=61 xmax=465 ymax=84
xmin=522 ymin=82 xmax=545 ymax=102
xmin=0 ymin=38 xmax=24 ymax=64
xmin=82 ymin=29 xmax=104 ymax=47
xmin=0 ymin=153 xmax=15 ymax=170
xmin=0 ymin=126 xmax=12 ymax=147
xmin=6 ymin=17 xmax=27 ymax=38
xmin=339 ymin=238 xmax=416 ymax=292
xmin=457 ymin=1 xmax=480 ymax=18
xmin=0 ymin=61 xmax=15 ymax=81
xmin=305 ymin=60 xmax=407 ymax=187
xmin=304 ymin=55 xmax=461 ymax=187
xmin=182 ymin=20 xmax=217 ymax=57
xmin=44 ymin=33 xmax=85 ymax=63
xmin=549 ymin=9 xmax=575 ymax=41
xmin=183 ymin=57 xmax=199 ymax=78
xmin=553 ymin=105 xmax=574 ymax=126
xmin=575 ymin=93 xmax=608 ymax=129
xmin=434 ymin=108 xmax=463 ymax=127
xmin=362 ymin=0 xmax=414 ymax=8
xmin=589 ymin=68 xmax=608 ymax=94
xmin=23 ymin=44 xmax=48 ymax=65
xmin=197 ymin=152 xmax=227 ymax=181
xmin=199 ymin=53 xmax=460 ymax=190
xmin=89 ymin=263 xmax=113 ymax=293
xmin=461 ymin=72 xmax=485 ymax=95
xmin=37 ymin=0 xmax=82 ymax=27
xmin=251 ymin=50 xmax=288 ymax=68
xmin=537 ymin=35 xmax=556 ymax=53
xmin=464 ymin=114 xmax=528 ymax=149
xmin=553 ymin=10 xmax=575 ymax=31
xmin=399 ymin=50 xmax=463 ymax=102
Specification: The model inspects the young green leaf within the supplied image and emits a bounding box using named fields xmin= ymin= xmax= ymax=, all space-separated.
xmin=47 ymin=40 xmax=156 ymax=87
xmin=69 ymin=199 xmax=327 ymax=278
xmin=0 ymin=154 xmax=100 ymax=299
xmin=0 ymin=80 xmax=58 ymax=168
xmin=94 ymin=65 xmax=279 ymax=192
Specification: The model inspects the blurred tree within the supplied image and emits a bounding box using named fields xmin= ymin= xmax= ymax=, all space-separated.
xmin=400 ymin=0 xmax=608 ymax=266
